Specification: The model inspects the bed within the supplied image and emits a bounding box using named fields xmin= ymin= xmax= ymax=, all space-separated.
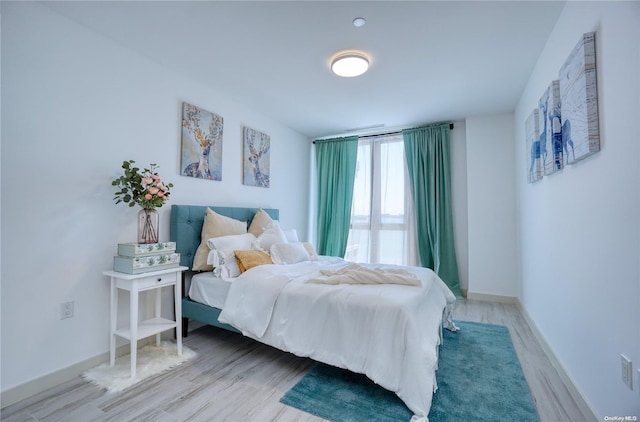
xmin=171 ymin=205 xmax=280 ymax=334
xmin=170 ymin=204 xmax=457 ymax=422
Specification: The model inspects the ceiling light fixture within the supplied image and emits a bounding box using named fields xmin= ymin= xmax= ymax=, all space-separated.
xmin=330 ymin=50 xmax=370 ymax=78
xmin=353 ymin=17 xmax=366 ymax=27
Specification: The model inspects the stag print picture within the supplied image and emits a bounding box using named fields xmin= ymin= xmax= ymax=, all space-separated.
xmin=243 ymin=127 xmax=270 ymax=188
xmin=181 ymin=102 xmax=223 ymax=181
xmin=539 ymin=80 xmax=563 ymax=175
xmin=559 ymin=32 xmax=599 ymax=164
xmin=526 ymin=108 xmax=542 ymax=183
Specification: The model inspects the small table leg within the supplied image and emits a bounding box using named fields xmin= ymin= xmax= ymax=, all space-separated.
xmin=110 ymin=278 xmax=117 ymax=367
xmin=130 ymin=287 xmax=138 ymax=378
xmin=175 ymin=281 xmax=182 ymax=355
xmin=155 ymin=287 xmax=162 ymax=346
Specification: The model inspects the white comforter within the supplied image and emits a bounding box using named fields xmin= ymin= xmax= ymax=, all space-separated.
xmin=218 ymin=256 xmax=457 ymax=422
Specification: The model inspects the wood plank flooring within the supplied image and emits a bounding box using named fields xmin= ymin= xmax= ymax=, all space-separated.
xmin=1 ymin=299 xmax=587 ymax=422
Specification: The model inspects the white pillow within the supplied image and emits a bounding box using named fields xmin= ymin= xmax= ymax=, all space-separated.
xmin=302 ymin=242 xmax=319 ymax=261
xmin=206 ymin=249 xmax=220 ymax=266
xmin=213 ymin=249 xmax=243 ymax=280
xmin=206 ymin=233 xmax=256 ymax=278
xmin=270 ymin=242 xmax=310 ymax=265
xmin=207 ymin=233 xmax=256 ymax=251
xmin=192 ymin=208 xmax=247 ymax=271
xmin=254 ymin=222 xmax=288 ymax=253
xmin=283 ymin=228 xmax=299 ymax=243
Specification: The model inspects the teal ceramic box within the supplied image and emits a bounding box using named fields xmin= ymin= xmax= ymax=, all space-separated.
xmin=113 ymin=252 xmax=181 ymax=274
xmin=117 ymin=242 xmax=176 ymax=257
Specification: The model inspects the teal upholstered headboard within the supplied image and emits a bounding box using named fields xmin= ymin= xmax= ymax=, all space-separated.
xmin=170 ymin=205 xmax=279 ymax=268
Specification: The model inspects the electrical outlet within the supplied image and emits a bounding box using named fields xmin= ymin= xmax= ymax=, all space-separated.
xmin=621 ymin=354 xmax=632 ymax=389
xmin=60 ymin=301 xmax=74 ymax=319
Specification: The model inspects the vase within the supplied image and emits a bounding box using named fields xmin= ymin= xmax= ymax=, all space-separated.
xmin=137 ymin=208 xmax=159 ymax=244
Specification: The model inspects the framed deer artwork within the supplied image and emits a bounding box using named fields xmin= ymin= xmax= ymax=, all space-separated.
xmin=524 ymin=32 xmax=600 ymax=182
xmin=559 ymin=32 xmax=599 ymax=164
xmin=243 ymin=126 xmax=270 ymax=188
xmin=180 ymin=102 xmax=224 ymax=181
xmin=539 ymin=80 xmax=563 ymax=175
xmin=526 ymin=108 xmax=542 ymax=183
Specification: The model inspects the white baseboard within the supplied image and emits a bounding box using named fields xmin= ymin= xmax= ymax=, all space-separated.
xmin=516 ymin=300 xmax=600 ymax=422
xmin=466 ymin=291 xmax=518 ymax=304
xmin=1 ymin=338 xmax=155 ymax=409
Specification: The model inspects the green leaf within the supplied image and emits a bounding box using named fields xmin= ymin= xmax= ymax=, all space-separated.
xmin=113 ymin=160 xmax=172 ymax=209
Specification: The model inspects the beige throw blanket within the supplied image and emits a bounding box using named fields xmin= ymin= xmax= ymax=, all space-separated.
xmin=306 ymin=263 xmax=420 ymax=286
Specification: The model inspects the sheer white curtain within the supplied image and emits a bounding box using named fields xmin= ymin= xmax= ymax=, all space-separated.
xmin=344 ymin=134 xmax=418 ymax=266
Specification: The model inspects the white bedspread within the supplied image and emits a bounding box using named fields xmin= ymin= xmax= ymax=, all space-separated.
xmin=308 ymin=262 xmax=421 ymax=286
xmin=218 ymin=256 xmax=457 ymax=422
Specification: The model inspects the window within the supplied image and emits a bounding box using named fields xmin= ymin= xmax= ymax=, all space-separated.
xmin=345 ymin=134 xmax=415 ymax=265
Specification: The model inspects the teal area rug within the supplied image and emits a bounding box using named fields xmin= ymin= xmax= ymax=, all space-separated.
xmin=280 ymin=320 xmax=539 ymax=422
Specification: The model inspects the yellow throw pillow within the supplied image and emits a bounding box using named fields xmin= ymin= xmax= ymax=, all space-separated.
xmin=234 ymin=250 xmax=273 ymax=273
xmin=248 ymin=208 xmax=274 ymax=237
xmin=192 ymin=208 xmax=247 ymax=271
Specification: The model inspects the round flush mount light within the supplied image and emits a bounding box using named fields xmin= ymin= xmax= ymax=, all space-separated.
xmin=330 ymin=50 xmax=370 ymax=77
xmin=353 ymin=17 xmax=366 ymax=27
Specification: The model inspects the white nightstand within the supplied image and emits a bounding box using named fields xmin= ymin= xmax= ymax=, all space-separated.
xmin=103 ymin=266 xmax=188 ymax=378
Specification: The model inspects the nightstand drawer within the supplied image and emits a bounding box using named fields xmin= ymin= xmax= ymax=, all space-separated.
xmin=135 ymin=272 xmax=178 ymax=290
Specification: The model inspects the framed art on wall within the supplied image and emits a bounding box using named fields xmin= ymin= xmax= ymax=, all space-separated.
xmin=539 ymin=80 xmax=563 ymax=175
xmin=559 ymin=32 xmax=600 ymax=165
xmin=181 ymin=102 xmax=224 ymax=181
xmin=243 ymin=126 xmax=270 ymax=188
xmin=526 ymin=108 xmax=542 ymax=183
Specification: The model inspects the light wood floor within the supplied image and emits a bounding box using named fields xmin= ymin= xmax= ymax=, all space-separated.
xmin=2 ymin=299 xmax=587 ymax=422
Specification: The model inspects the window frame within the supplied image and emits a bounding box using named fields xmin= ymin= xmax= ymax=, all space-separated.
xmin=346 ymin=133 xmax=411 ymax=264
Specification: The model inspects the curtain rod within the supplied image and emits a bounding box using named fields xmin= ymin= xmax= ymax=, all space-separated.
xmin=313 ymin=123 xmax=453 ymax=144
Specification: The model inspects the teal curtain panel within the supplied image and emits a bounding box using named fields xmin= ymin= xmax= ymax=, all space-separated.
xmin=403 ymin=124 xmax=461 ymax=297
xmin=315 ymin=136 xmax=359 ymax=257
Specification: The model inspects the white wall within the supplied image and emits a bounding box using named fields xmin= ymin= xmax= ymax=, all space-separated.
xmin=0 ymin=2 xmax=310 ymax=394
xmin=514 ymin=2 xmax=640 ymax=417
xmin=466 ymin=114 xmax=518 ymax=298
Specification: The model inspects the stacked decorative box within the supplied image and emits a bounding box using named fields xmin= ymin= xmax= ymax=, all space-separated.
xmin=113 ymin=242 xmax=180 ymax=274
